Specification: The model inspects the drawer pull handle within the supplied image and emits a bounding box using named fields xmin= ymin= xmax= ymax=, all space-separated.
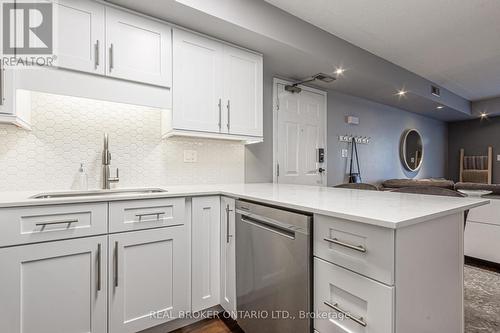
xmin=135 ymin=212 xmax=165 ymax=222
xmin=35 ymin=219 xmax=78 ymax=228
xmin=324 ymin=237 xmax=366 ymax=253
xmin=324 ymin=301 xmax=367 ymax=327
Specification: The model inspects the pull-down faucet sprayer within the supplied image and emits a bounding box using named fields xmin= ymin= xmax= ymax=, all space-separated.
xmin=102 ymin=133 xmax=119 ymax=189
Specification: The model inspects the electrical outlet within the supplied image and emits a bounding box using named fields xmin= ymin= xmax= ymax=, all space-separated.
xmin=341 ymin=149 xmax=348 ymax=158
xmin=183 ymin=150 xmax=197 ymax=163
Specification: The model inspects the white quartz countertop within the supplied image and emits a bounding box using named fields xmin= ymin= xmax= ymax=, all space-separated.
xmin=0 ymin=183 xmax=488 ymax=229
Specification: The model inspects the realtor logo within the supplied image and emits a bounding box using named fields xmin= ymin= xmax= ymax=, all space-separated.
xmin=2 ymin=2 xmax=53 ymax=55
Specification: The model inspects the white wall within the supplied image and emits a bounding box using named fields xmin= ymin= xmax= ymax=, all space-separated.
xmin=0 ymin=92 xmax=244 ymax=191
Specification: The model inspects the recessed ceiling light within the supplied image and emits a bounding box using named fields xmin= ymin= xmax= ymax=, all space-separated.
xmin=436 ymin=105 xmax=444 ymax=110
xmin=480 ymin=112 xmax=488 ymax=118
xmin=335 ymin=67 xmax=345 ymax=75
xmin=396 ymin=89 xmax=407 ymax=97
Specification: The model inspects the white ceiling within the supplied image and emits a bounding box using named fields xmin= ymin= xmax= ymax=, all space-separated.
xmin=265 ymin=0 xmax=500 ymax=101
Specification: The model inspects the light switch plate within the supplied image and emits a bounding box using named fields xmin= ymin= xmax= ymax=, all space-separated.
xmin=497 ymin=155 xmax=500 ymax=162
xmin=183 ymin=150 xmax=197 ymax=163
xmin=341 ymin=149 xmax=348 ymax=158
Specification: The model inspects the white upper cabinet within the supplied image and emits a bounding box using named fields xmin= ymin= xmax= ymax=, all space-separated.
xmin=223 ymin=46 xmax=263 ymax=137
xmin=172 ymin=29 xmax=224 ymax=133
xmin=106 ymin=7 xmax=172 ymax=87
xmin=166 ymin=28 xmax=263 ymax=141
xmin=54 ymin=0 xmax=105 ymax=75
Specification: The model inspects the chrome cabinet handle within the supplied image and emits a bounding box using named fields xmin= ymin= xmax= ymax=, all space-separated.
xmin=227 ymin=100 xmax=231 ymax=131
xmin=97 ymin=243 xmax=102 ymax=291
xmin=324 ymin=237 xmax=366 ymax=253
xmin=109 ymin=43 xmax=114 ymax=72
xmin=35 ymin=219 xmax=78 ymax=227
xmin=218 ymin=98 xmax=222 ymax=130
xmin=226 ymin=204 xmax=233 ymax=243
xmin=324 ymin=301 xmax=367 ymax=327
xmin=114 ymin=241 xmax=119 ymax=287
xmin=135 ymin=212 xmax=165 ymax=222
xmin=0 ymin=63 xmax=4 ymax=106
xmin=94 ymin=40 xmax=100 ymax=69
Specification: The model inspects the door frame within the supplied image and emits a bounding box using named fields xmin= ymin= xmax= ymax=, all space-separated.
xmin=272 ymin=78 xmax=328 ymax=185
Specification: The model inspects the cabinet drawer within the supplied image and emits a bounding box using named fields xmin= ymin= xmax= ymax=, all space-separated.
xmin=314 ymin=215 xmax=394 ymax=285
xmin=0 ymin=203 xmax=107 ymax=247
xmin=468 ymin=199 xmax=500 ymax=225
xmin=314 ymin=257 xmax=394 ymax=333
xmin=465 ymin=221 xmax=500 ymax=264
xmin=109 ymin=198 xmax=185 ymax=232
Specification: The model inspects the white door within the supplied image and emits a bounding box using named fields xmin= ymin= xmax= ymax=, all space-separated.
xmin=220 ymin=196 xmax=236 ymax=316
xmin=106 ymin=7 xmax=172 ymax=87
xmin=54 ymin=0 xmax=105 ymax=74
xmin=223 ymin=45 xmax=263 ymax=137
xmin=173 ymin=29 xmax=224 ymax=133
xmin=191 ymin=196 xmax=221 ymax=312
xmin=0 ymin=236 xmax=107 ymax=333
xmin=275 ymin=79 xmax=327 ymax=185
xmin=108 ymin=227 xmax=189 ymax=333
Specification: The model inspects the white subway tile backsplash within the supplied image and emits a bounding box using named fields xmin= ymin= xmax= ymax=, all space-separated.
xmin=0 ymin=92 xmax=244 ymax=191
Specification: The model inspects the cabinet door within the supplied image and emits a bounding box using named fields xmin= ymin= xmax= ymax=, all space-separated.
xmin=0 ymin=63 xmax=13 ymax=115
xmin=106 ymin=7 xmax=172 ymax=87
xmin=54 ymin=0 xmax=105 ymax=74
xmin=192 ymin=196 xmax=221 ymax=312
xmin=109 ymin=227 xmax=189 ymax=333
xmin=0 ymin=236 xmax=107 ymax=333
xmin=220 ymin=197 xmax=237 ymax=316
xmin=173 ymin=29 xmax=224 ymax=133
xmin=223 ymin=45 xmax=263 ymax=137
xmin=314 ymin=257 xmax=394 ymax=333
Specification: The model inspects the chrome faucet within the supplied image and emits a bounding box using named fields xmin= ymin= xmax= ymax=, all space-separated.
xmin=102 ymin=133 xmax=119 ymax=189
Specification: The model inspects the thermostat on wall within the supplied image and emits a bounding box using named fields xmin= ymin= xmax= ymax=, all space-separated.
xmin=345 ymin=116 xmax=359 ymax=125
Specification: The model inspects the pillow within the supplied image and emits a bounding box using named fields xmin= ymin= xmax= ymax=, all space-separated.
xmin=455 ymin=182 xmax=500 ymax=195
xmin=381 ymin=178 xmax=455 ymax=189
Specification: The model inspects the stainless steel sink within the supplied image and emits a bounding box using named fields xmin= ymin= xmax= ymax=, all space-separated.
xmin=31 ymin=188 xmax=167 ymax=199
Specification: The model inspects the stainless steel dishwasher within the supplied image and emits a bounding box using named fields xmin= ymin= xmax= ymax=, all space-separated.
xmin=235 ymin=200 xmax=312 ymax=333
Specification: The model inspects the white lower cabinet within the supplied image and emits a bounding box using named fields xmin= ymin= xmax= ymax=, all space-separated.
xmin=465 ymin=199 xmax=500 ymax=264
xmin=0 ymin=236 xmax=108 ymax=333
xmin=191 ymin=196 xmax=221 ymax=312
xmin=314 ymin=257 xmax=394 ymax=333
xmin=108 ymin=227 xmax=190 ymax=333
xmin=220 ymin=196 xmax=237 ymax=316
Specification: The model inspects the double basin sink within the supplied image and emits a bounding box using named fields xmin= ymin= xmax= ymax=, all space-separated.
xmin=31 ymin=188 xmax=167 ymax=199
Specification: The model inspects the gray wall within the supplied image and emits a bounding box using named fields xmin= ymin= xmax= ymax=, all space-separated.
xmin=327 ymin=91 xmax=448 ymax=185
xmin=448 ymin=116 xmax=500 ymax=183
xmin=245 ymin=71 xmax=449 ymax=185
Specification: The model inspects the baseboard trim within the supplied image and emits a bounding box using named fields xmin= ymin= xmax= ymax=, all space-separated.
xmin=465 ymin=255 xmax=500 ymax=273
xmin=140 ymin=305 xmax=225 ymax=333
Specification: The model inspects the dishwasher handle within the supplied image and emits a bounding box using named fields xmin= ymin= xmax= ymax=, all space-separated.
xmin=237 ymin=210 xmax=296 ymax=239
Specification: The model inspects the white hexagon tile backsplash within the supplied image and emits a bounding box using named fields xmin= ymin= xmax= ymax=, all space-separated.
xmin=0 ymin=92 xmax=245 ymax=191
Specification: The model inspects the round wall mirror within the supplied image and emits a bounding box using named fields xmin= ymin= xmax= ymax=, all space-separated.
xmin=401 ymin=129 xmax=424 ymax=172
